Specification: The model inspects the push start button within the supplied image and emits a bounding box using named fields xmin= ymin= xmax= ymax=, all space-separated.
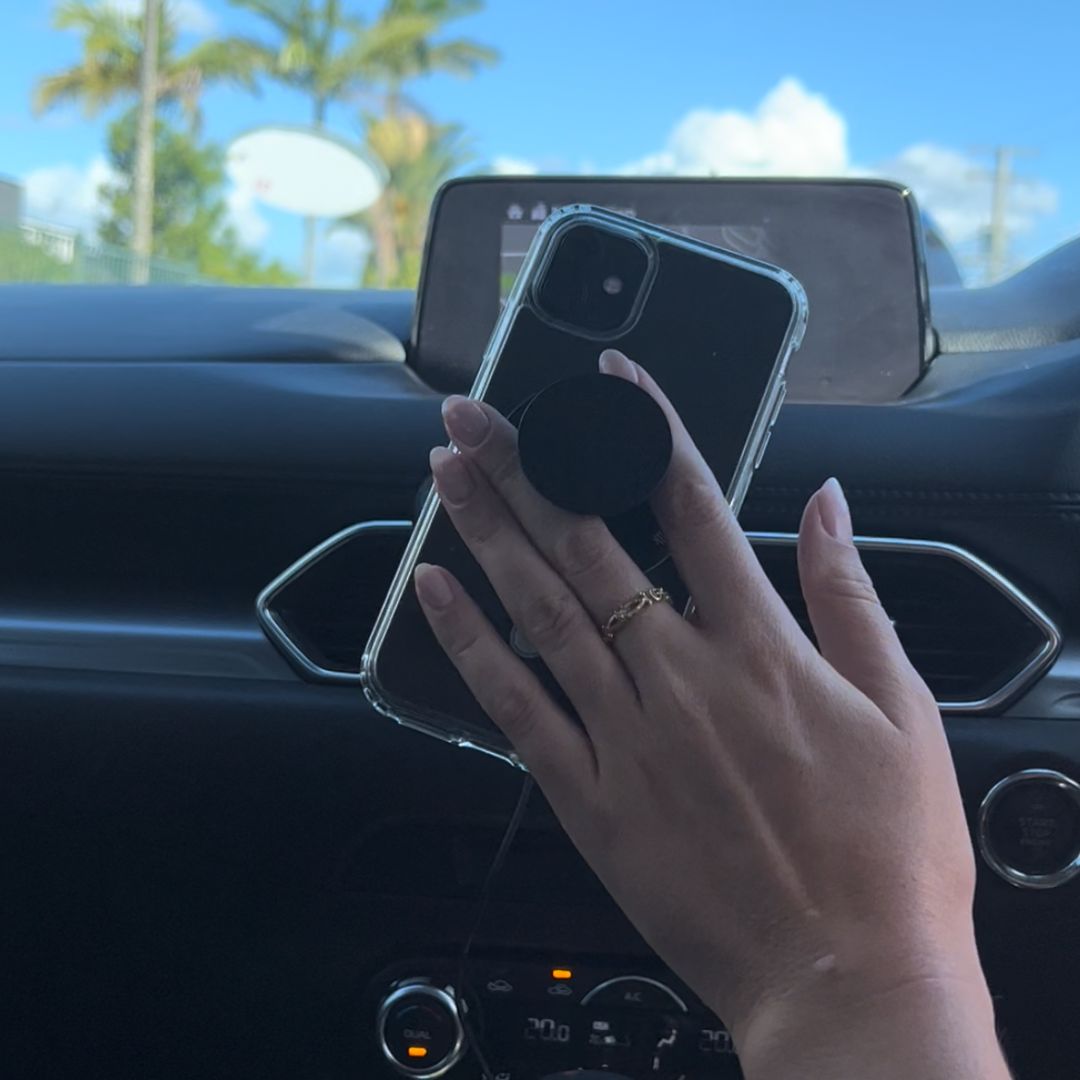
xmin=978 ymin=769 xmax=1080 ymax=889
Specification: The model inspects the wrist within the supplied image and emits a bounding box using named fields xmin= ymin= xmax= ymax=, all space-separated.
xmin=731 ymin=938 xmax=1010 ymax=1080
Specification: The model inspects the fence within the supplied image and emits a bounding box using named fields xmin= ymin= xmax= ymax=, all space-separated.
xmin=1 ymin=222 xmax=202 ymax=285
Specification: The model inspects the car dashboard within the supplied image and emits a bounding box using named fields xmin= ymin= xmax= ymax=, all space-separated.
xmin=3 ymin=200 xmax=1080 ymax=1079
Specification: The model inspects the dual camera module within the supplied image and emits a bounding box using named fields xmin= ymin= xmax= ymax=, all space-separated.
xmin=534 ymin=223 xmax=652 ymax=334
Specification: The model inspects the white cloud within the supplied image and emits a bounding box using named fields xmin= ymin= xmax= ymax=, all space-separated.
xmin=612 ymin=78 xmax=1059 ymax=257
xmin=224 ymin=183 xmax=270 ymax=248
xmin=172 ymin=0 xmax=218 ymax=35
xmin=317 ymin=227 xmax=370 ymax=288
xmin=106 ymin=0 xmax=218 ymax=35
xmin=489 ymin=155 xmax=539 ymax=176
xmin=874 ymin=143 xmax=1058 ymax=247
xmin=23 ymin=156 xmax=273 ymax=259
xmin=22 ymin=155 xmax=119 ymax=234
xmin=621 ymin=77 xmax=848 ymax=177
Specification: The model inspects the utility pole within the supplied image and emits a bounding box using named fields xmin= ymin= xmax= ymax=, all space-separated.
xmin=974 ymin=145 xmax=1036 ymax=284
xmin=132 ymin=0 xmax=160 ymax=285
xmin=303 ymin=95 xmax=326 ymax=287
xmin=986 ymin=147 xmax=1012 ymax=284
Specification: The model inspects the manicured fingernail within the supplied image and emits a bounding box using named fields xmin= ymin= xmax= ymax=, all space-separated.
xmin=598 ymin=349 xmax=638 ymax=383
xmin=415 ymin=563 xmax=453 ymax=610
xmin=442 ymin=396 xmax=490 ymax=447
xmin=430 ymin=446 xmax=473 ymax=505
xmin=817 ymin=477 xmax=853 ymax=543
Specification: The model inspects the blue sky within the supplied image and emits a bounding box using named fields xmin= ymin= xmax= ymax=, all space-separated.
xmin=3 ymin=0 xmax=1078 ymax=284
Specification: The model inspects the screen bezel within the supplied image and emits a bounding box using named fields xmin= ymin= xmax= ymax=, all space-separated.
xmin=411 ymin=176 xmax=931 ymax=404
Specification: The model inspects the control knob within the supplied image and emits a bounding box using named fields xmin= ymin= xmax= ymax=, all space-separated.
xmin=377 ymin=980 xmax=466 ymax=1078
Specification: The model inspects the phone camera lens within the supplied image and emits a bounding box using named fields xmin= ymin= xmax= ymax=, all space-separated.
xmin=535 ymin=224 xmax=649 ymax=333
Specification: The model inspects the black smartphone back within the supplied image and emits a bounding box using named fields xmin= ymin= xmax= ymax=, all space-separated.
xmin=364 ymin=206 xmax=807 ymax=764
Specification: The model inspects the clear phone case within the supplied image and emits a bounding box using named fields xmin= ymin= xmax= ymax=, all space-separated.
xmin=362 ymin=205 xmax=808 ymax=766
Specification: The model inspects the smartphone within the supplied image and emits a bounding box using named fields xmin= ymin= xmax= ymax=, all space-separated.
xmin=363 ymin=205 xmax=807 ymax=764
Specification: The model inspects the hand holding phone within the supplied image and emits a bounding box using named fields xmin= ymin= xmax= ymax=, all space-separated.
xmin=363 ymin=205 xmax=807 ymax=761
xmin=414 ymin=361 xmax=1008 ymax=1080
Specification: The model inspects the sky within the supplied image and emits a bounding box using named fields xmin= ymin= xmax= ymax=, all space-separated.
xmin=3 ymin=0 xmax=1078 ymax=286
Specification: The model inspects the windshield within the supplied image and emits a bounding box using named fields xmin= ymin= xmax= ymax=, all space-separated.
xmin=3 ymin=1 xmax=1073 ymax=289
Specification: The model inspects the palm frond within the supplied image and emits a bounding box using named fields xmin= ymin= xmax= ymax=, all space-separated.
xmin=421 ymin=39 xmax=499 ymax=76
xmin=32 ymin=68 xmax=90 ymax=115
xmin=340 ymin=10 xmax=437 ymax=74
xmin=225 ymin=0 xmax=306 ymax=37
xmin=180 ymin=36 xmax=273 ymax=90
xmin=52 ymin=0 xmax=133 ymax=36
xmin=33 ymin=61 xmax=134 ymax=116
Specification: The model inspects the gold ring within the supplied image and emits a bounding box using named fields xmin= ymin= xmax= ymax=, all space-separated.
xmin=600 ymin=587 xmax=671 ymax=644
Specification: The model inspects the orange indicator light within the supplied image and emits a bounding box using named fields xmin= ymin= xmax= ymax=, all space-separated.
xmin=551 ymin=968 xmax=573 ymax=980
xmin=407 ymin=1047 xmax=428 ymax=1059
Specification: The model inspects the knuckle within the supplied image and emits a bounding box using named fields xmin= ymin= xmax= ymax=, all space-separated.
xmin=487 ymin=445 xmax=524 ymax=491
xmin=825 ymin=568 xmax=882 ymax=610
xmin=519 ymin=588 xmax=582 ymax=650
xmin=804 ymin=551 xmax=881 ymax=608
xmin=903 ymin=667 xmax=940 ymax=714
xmin=493 ymin=679 xmax=544 ymax=742
xmin=658 ymin=673 xmax=716 ymax=726
xmin=664 ymin=471 xmax=726 ymax=534
xmin=466 ymin=507 xmax=503 ymax=548
xmin=554 ymin=518 xmax=615 ymax=580
xmin=445 ymin=621 xmax=484 ymax=664
xmin=725 ymin=617 xmax=807 ymax=698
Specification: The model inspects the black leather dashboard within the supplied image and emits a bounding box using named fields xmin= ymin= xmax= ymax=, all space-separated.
xmin=2 ymin=253 xmax=1080 ymax=1078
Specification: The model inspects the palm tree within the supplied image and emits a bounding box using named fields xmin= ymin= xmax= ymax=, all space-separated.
xmin=353 ymin=1 xmax=494 ymax=285
xmin=341 ymin=108 xmax=471 ymax=287
xmin=223 ymin=0 xmax=496 ymax=282
xmin=34 ymin=1 xmax=262 ymax=281
xmin=362 ymin=0 xmax=498 ymax=112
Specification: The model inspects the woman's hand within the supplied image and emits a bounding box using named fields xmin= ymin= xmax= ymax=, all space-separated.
xmin=413 ymin=349 xmax=1009 ymax=1079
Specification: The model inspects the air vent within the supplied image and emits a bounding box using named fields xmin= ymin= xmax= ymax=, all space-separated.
xmin=749 ymin=534 xmax=1060 ymax=713
xmin=259 ymin=525 xmax=1059 ymax=711
xmin=257 ymin=521 xmax=411 ymax=683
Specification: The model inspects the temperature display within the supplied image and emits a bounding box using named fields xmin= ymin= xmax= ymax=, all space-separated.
xmin=700 ymin=1027 xmax=736 ymax=1054
xmin=525 ymin=1017 xmax=572 ymax=1044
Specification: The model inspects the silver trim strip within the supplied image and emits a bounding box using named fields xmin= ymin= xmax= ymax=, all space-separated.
xmin=748 ymin=532 xmax=1061 ymax=714
xmin=977 ymin=769 xmax=1080 ymax=889
xmin=257 ymin=525 xmax=1060 ymax=718
xmin=255 ymin=520 xmax=411 ymax=685
xmin=376 ymin=982 xmax=465 ymax=1079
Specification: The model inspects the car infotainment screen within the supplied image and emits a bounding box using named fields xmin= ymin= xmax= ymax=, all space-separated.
xmin=413 ymin=177 xmax=930 ymax=404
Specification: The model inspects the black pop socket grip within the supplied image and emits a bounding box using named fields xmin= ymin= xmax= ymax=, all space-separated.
xmin=515 ymin=372 xmax=673 ymax=518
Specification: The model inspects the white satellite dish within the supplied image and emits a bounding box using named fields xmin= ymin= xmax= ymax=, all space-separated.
xmin=226 ymin=126 xmax=386 ymax=218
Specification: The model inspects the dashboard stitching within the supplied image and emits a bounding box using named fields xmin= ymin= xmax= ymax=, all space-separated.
xmin=754 ymin=488 xmax=1080 ymax=502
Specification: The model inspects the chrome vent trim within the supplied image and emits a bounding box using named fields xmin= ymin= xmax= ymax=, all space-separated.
xmin=748 ymin=532 xmax=1061 ymax=714
xmin=258 ymin=525 xmax=1060 ymax=711
xmin=255 ymin=520 xmax=411 ymax=685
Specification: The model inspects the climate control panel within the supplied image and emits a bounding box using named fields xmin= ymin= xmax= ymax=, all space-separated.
xmin=372 ymin=955 xmax=741 ymax=1079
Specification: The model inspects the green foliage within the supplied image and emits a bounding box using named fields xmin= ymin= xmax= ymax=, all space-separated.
xmin=222 ymin=0 xmax=497 ymax=120
xmin=344 ymin=109 xmax=472 ymax=288
xmin=359 ymin=0 xmax=499 ymax=95
xmin=31 ymin=0 xmax=499 ymax=287
xmin=35 ymin=1 xmax=262 ymax=127
xmin=224 ymin=0 xmax=496 ymax=284
xmin=0 ymin=229 xmax=74 ymax=284
xmin=99 ymin=110 xmax=298 ymax=286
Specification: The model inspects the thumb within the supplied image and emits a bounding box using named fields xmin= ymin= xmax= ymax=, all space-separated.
xmin=797 ymin=478 xmax=925 ymax=723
